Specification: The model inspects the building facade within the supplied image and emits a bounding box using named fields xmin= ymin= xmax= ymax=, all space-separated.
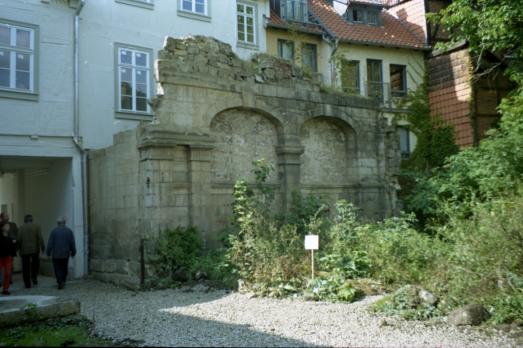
xmin=78 ymin=0 xmax=271 ymax=150
xmin=266 ymin=0 xmax=429 ymax=158
xmin=0 ymin=0 xmax=271 ymax=279
xmin=0 ymin=0 xmax=86 ymax=277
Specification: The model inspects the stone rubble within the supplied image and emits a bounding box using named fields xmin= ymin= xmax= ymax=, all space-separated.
xmin=17 ymin=279 xmax=519 ymax=347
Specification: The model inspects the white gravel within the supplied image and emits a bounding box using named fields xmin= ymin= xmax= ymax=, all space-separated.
xmin=17 ymin=278 xmax=520 ymax=347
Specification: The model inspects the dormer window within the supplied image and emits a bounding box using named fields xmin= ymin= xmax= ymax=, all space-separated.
xmin=367 ymin=10 xmax=379 ymax=25
xmin=271 ymin=0 xmax=309 ymax=23
xmin=353 ymin=8 xmax=364 ymax=23
xmin=346 ymin=6 xmax=382 ymax=26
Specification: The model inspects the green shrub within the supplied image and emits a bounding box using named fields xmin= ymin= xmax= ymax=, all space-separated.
xmin=405 ymin=89 xmax=523 ymax=225
xmin=226 ymin=160 xmax=310 ymax=291
xmin=353 ymin=214 xmax=442 ymax=286
xmin=305 ymin=275 xmax=364 ymax=302
xmin=151 ymin=226 xmax=202 ymax=279
xmin=284 ymin=191 xmax=328 ymax=235
xmin=431 ymin=194 xmax=523 ymax=317
xmin=370 ymin=285 xmax=442 ymax=320
xmin=188 ymin=249 xmax=237 ymax=289
xmin=489 ymin=292 xmax=523 ymax=325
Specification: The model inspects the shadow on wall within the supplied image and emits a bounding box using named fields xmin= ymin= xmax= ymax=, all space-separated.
xmin=394 ymin=8 xmax=426 ymax=42
xmin=428 ymin=48 xmax=513 ymax=147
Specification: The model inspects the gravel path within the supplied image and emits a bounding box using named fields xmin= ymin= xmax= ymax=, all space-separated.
xmin=15 ymin=277 xmax=520 ymax=347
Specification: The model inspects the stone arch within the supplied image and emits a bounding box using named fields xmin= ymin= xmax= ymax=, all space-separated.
xmin=299 ymin=116 xmax=358 ymax=186
xmin=210 ymin=107 xmax=281 ymax=184
xmin=306 ymin=105 xmax=363 ymax=136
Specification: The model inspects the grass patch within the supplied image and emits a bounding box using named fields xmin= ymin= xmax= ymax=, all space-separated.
xmin=0 ymin=316 xmax=134 ymax=347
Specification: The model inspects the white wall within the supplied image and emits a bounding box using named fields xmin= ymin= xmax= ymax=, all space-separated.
xmin=79 ymin=0 xmax=270 ymax=149
xmin=0 ymin=0 xmax=86 ymax=278
xmin=0 ymin=0 xmax=75 ymax=137
xmin=0 ymin=173 xmax=19 ymax=220
xmin=23 ymin=158 xmax=85 ymax=278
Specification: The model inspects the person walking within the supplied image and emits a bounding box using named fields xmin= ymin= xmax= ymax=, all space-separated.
xmin=0 ymin=212 xmax=18 ymax=286
xmin=46 ymin=217 xmax=76 ymax=290
xmin=18 ymin=214 xmax=45 ymax=288
xmin=0 ymin=221 xmax=17 ymax=295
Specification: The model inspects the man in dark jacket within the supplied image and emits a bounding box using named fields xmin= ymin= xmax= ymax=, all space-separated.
xmin=18 ymin=214 xmax=45 ymax=288
xmin=46 ymin=217 xmax=76 ymax=289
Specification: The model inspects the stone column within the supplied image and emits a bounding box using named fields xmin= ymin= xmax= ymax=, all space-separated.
xmin=276 ymin=144 xmax=304 ymax=212
xmin=188 ymin=144 xmax=214 ymax=248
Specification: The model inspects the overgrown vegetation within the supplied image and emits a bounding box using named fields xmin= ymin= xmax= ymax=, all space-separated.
xmin=395 ymin=82 xmax=459 ymax=229
xmin=223 ymin=160 xmax=442 ymax=302
xmin=149 ymin=153 xmax=522 ymax=324
xmin=147 ymin=1 xmax=523 ymax=326
xmin=148 ymin=226 xmax=234 ymax=289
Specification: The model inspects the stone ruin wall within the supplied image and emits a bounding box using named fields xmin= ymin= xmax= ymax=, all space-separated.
xmin=88 ymin=36 xmax=400 ymax=288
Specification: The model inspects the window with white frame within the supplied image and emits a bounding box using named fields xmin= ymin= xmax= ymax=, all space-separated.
xmin=237 ymin=3 xmax=256 ymax=45
xmin=117 ymin=47 xmax=151 ymax=113
xmin=181 ymin=0 xmax=207 ymax=15
xmin=0 ymin=22 xmax=35 ymax=93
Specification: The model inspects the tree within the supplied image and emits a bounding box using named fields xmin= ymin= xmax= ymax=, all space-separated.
xmin=403 ymin=1 xmax=523 ymax=225
xmin=433 ymin=0 xmax=523 ymax=84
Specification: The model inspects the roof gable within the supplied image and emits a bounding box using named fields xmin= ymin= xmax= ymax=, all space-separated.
xmin=310 ymin=0 xmax=427 ymax=50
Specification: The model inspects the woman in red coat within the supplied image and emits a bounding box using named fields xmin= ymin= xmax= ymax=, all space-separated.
xmin=0 ymin=220 xmax=17 ymax=295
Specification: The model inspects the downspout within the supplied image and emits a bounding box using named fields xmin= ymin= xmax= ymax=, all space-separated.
xmin=308 ymin=6 xmax=339 ymax=88
xmin=74 ymin=0 xmax=85 ymax=142
xmin=72 ymin=0 xmax=88 ymax=277
xmin=329 ymin=37 xmax=340 ymax=88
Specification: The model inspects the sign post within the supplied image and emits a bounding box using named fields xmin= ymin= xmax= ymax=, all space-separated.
xmin=304 ymin=234 xmax=319 ymax=280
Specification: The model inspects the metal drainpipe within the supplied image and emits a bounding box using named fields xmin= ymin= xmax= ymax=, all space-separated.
xmin=73 ymin=0 xmax=88 ymax=277
xmin=329 ymin=38 xmax=340 ymax=88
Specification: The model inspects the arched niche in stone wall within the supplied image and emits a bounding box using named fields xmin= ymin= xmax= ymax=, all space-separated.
xmin=299 ymin=117 xmax=357 ymax=186
xmin=210 ymin=108 xmax=281 ymax=184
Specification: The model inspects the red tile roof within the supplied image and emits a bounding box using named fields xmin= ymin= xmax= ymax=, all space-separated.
xmin=310 ymin=0 xmax=427 ymax=50
xmin=266 ymin=9 xmax=325 ymax=36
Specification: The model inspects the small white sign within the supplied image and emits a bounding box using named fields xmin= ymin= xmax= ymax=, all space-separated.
xmin=304 ymin=234 xmax=319 ymax=250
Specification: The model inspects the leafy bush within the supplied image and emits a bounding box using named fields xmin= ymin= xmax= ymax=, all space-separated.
xmin=430 ymin=194 xmax=523 ymax=319
xmin=404 ymin=88 xmax=523 ymax=225
xmin=149 ymin=226 xmax=232 ymax=288
xmin=284 ymin=192 xmax=328 ymax=235
xmin=226 ymin=160 xmax=310 ymax=292
xmin=397 ymin=82 xmax=459 ymax=173
xmin=489 ymin=292 xmax=523 ymax=325
xmin=305 ymin=275 xmax=364 ymax=302
xmin=188 ymin=249 xmax=236 ymax=289
xmin=339 ymin=210 xmax=442 ymax=287
xmin=371 ymin=285 xmax=442 ymax=320
xmin=151 ymin=226 xmax=202 ymax=279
